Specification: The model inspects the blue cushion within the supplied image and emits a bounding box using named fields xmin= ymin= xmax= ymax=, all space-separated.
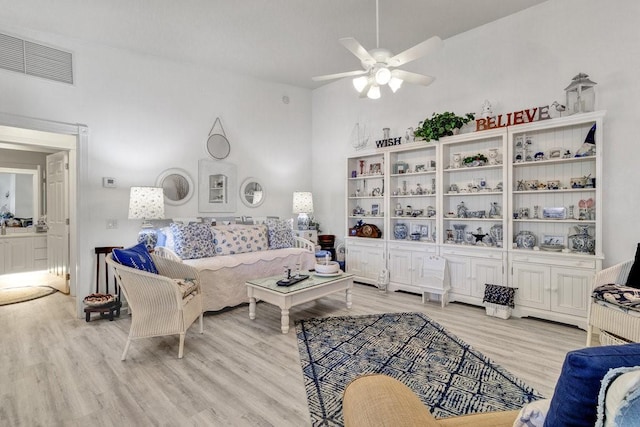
xmin=112 ymin=242 xmax=158 ymax=274
xmin=544 ymin=343 xmax=640 ymax=427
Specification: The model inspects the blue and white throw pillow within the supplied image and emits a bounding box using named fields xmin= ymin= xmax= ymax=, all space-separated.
xmin=169 ymin=222 xmax=216 ymax=260
xmin=112 ymin=242 xmax=158 ymax=274
xmin=266 ymin=219 xmax=295 ymax=249
xmin=211 ymin=225 xmax=269 ymax=255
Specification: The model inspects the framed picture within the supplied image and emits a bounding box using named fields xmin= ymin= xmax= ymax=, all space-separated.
xmin=420 ymin=224 xmax=430 ymax=238
xmin=542 ymin=234 xmax=565 ymax=246
xmin=415 ymin=164 xmax=425 ymax=172
xmin=369 ymin=163 xmax=382 ymax=174
xmin=371 ymin=203 xmax=379 ymax=216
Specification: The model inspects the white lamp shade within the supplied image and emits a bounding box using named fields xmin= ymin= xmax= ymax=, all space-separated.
xmin=388 ymin=77 xmax=403 ymax=93
xmin=292 ymin=191 xmax=313 ymax=214
xmin=353 ymin=76 xmax=369 ymax=93
xmin=367 ymin=85 xmax=381 ymax=99
xmin=128 ymin=186 xmax=165 ymax=220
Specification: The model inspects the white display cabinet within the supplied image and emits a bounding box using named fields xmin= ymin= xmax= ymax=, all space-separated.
xmin=507 ymin=111 xmax=604 ymax=329
xmin=346 ymin=152 xmax=385 ymax=239
xmin=388 ymin=144 xmax=438 ymax=245
xmin=438 ymin=128 xmax=508 ymax=251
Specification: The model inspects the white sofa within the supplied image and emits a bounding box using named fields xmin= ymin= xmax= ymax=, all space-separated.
xmin=155 ymin=222 xmax=316 ymax=312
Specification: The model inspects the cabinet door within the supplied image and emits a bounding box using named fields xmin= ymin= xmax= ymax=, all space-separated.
xmin=551 ymin=267 xmax=591 ymax=317
xmin=389 ymin=249 xmax=412 ymax=285
xmin=346 ymin=242 xmax=384 ymax=281
xmin=345 ymin=244 xmax=365 ymax=277
xmin=470 ymin=258 xmax=504 ymax=298
xmin=5 ymin=237 xmax=34 ymax=273
xmin=363 ymin=246 xmax=385 ymax=280
xmin=512 ymin=261 xmax=550 ymax=310
xmin=443 ymin=255 xmax=470 ymax=296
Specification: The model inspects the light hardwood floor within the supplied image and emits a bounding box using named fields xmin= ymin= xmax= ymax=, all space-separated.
xmin=0 ymin=283 xmax=587 ymax=426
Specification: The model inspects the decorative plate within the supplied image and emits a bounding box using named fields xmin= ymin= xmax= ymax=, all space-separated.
xmin=84 ymin=293 xmax=115 ymax=307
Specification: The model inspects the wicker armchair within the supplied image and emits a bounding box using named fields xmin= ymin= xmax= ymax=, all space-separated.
xmin=586 ymin=259 xmax=640 ymax=346
xmin=106 ymin=253 xmax=204 ymax=360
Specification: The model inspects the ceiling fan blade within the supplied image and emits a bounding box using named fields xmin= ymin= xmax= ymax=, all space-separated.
xmin=392 ymin=69 xmax=435 ymax=86
xmin=339 ymin=37 xmax=376 ymax=66
xmin=388 ymin=36 xmax=442 ymax=67
xmin=312 ymin=69 xmax=367 ymax=82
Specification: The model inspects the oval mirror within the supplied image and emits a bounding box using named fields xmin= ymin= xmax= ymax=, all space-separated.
xmin=206 ymin=134 xmax=231 ymax=160
xmin=240 ymin=177 xmax=265 ymax=208
xmin=156 ymin=168 xmax=194 ymax=206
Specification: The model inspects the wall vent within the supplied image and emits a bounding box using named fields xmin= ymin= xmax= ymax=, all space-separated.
xmin=0 ymin=32 xmax=73 ymax=84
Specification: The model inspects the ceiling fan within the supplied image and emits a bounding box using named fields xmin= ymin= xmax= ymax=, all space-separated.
xmin=312 ymin=0 xmax=442 ymax=99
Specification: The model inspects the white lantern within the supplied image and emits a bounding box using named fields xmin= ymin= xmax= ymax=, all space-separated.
xmin=564 ymin=73 xmax=597 ymax=114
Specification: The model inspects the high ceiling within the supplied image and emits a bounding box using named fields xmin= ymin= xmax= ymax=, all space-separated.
xmin=0 ymin=0 xmax=547 ymax=89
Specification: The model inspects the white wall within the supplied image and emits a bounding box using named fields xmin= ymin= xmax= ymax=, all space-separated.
xmin=311 ymin=0 xmax=640 ymax=267
xmin=0 ymin=24 xmax=312 ymax=310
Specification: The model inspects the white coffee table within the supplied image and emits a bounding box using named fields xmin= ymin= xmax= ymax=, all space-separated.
xmin=246 ymin=272 xmax=353 ymax=333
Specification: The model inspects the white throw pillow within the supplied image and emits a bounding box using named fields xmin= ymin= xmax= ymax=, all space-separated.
xmin=512 ymin=399 xmax=551 ymax=427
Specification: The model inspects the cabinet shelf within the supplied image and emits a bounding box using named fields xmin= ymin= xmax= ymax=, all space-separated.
xmin=389 ymin=171 xmax=436 ymax=177
xmin=443 ymin=217 xmax=503 ymax=222
xmin=512 ymin=155 xmax=595 ymax=168
xmin=513 ymin=188 xmax=595 ymax=195
xmin=348 ymin=175 xmax=384 ymax=180
xmin=391 ymin=216 xmax=436 ymax=220
xmin=348 ymin=196 xmax=384 ymax=200
xmin=513 ymin=218 xmax=595 ymax=224
xmin=390 ymin=194 xmax=436 ymax=199
xmin=444 ymin=164 xmax=502 ymax=173
xmin=444 ymin=191 xmax=502 ymax=197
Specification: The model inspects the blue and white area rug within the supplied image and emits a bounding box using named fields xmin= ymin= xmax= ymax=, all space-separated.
xmin=296 ymin=312 xmax=542 ymax=426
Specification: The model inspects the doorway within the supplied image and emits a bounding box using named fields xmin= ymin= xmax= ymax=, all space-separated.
xmin=0 ymin=112 xmax=87 ymax=317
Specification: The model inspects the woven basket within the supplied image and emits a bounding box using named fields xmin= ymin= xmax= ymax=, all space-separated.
xmin=485 ymin=303 xmax=512 ymax=320
xmin=599 ymin=330 xmax=632 ymax=346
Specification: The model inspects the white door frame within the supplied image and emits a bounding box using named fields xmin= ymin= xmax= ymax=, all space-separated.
xmin=0 ymin=112 xmax=88 ymax=318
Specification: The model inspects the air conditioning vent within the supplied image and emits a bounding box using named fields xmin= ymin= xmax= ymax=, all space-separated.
xmin=0 ymin=33 xmax=73 ymax=84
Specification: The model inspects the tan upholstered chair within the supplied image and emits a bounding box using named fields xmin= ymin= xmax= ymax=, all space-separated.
xmin=586 ymin=259 xmax=640 ymax=346
xmin=343 ymin=374 xmax=519 ymax=427
xmin=106 ymin=253 xmax=204 ymax=360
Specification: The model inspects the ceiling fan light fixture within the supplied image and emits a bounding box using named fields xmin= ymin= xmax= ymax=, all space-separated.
xmin=374 ymin=66 xmax=391 ymax=85
xmin=353 ymin=76 xmax=369 ymax=93
xmin=367 ymin=84 xmax=381 ymax=99
xmin=389 ymin=77 xmax=403 ymax=93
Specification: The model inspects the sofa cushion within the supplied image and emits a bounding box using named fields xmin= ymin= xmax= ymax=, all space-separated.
xmin=625 ymin=243 xmax=640 ymax=289
xmin=170 ymin=222 xmax=216 ymax=260
xmin=544 ymin=343 xmax=640 ymax=427
xmin=211 ymin=224 xmax=269 ymax=256
xmin=266 ymin=219 xmax=295 ymax=249
xmin=171 ymin=278 xmax=199 ymax=299
xmin=112 ymin=242 xmax=158 ymax=274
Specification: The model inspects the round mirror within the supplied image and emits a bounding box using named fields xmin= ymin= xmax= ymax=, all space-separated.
xmin=240 ymin=177 xmax=265 ymax=208
xmin=206 ymin=134 xmax=231 ymax=160
xmin=156 ymin=168 xmax=194 ymax=206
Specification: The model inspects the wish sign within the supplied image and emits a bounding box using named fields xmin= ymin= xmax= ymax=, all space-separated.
xmin=475 ymin=106 xmax=552 ymax=131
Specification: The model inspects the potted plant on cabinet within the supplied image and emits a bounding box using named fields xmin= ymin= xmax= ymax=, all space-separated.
xmin=414 ymin=112 xmax=475 ymax=141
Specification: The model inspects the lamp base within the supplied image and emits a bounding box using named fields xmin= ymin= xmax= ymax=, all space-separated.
xmin=297 ymin=213 xmax=310 ymax=230
xmin=137 ymin=228 xmax=158 ymax=251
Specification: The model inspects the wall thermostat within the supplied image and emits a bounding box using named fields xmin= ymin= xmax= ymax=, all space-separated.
xmin=102 ymin=177 xmax=117 ymax=188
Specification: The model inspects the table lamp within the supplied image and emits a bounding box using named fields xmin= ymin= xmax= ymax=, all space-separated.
xmin=292 ymin=191 xmax=313 ymax=230
xmin=128 ymin=186 xmax=165 ymax=250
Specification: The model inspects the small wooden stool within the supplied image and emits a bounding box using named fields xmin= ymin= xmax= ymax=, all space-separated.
xmin=84 ymin=246 xmax=123 ymax=322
